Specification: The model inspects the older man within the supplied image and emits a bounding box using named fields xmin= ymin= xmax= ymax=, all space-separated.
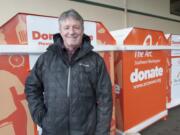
xmin=25 ymin=9 xmax=112 ymax=135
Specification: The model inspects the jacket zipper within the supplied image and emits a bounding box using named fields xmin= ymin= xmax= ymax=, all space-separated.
xmin=67 ymin=66 xmax=71 ymax=135
xmin=67 ymin=67 xmax=71 ymax=97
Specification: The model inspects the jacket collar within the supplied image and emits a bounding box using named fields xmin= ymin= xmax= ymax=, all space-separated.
xmin=47 ymin=33 xmax=94 ymax=62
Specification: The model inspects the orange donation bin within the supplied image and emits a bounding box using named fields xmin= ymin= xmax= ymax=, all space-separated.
xmin=166 ymin=34 xmax=180 ymax=109
xmin=0 ymin=13 xmax=116 ymax=135
xmin=0 ymin=14 xmax=37 ymax=135
xmin=111 ymin=27 xmax=169 ymax=134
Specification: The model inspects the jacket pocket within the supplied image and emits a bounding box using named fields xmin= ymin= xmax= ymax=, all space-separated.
xmin=78 ymin=65 xmax=97 ymax=96
xmin=41 ymin=111 xmax=55 ymax=133
xmin=71 ymin=97 xmax=94 ymax=117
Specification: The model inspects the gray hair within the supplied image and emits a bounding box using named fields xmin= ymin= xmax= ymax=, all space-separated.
xmin=58 ymin=9 xmax=84 ymax=29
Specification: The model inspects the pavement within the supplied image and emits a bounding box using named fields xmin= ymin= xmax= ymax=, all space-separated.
xmin=140 ymin=105 xmax=180 ymax=135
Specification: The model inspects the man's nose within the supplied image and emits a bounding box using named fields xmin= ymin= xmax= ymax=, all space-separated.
xmin=69 ymin=28 xmax=75 ymax=34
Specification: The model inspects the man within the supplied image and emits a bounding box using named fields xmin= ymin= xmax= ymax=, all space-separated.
xmin=25 ymin=9 xmax=112 ymax=135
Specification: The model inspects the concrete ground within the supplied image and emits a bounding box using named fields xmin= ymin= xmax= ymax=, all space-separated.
xmin=140 ymin=106 xmax=180 ymax=135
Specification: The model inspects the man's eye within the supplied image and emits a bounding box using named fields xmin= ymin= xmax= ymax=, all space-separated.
xmin=74 ymin=26 xmax=80 ymax=30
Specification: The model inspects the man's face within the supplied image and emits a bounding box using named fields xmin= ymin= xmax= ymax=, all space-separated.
xmin=59 ymin=17 xmax=83 ymax=50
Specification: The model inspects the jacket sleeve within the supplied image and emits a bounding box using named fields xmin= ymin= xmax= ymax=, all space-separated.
xmin=95 ymin=57 xmax=112 ymax=135
xmin=25 ymin=55 xmax=46 ymax=127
